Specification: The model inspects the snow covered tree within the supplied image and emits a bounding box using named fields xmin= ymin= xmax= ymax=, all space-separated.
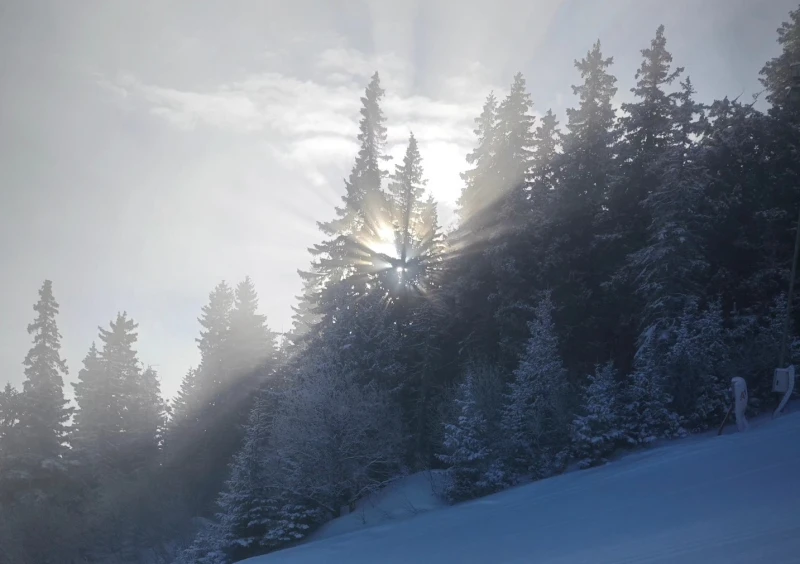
xmin=664 ymin=299 xmax=730 ymax=429
xmin=623 ymin=328 xmax=682 ymax=445
xmin=500 ymin=292 xmax=570 ymax=480
xmin=269 ymin=346 xmax=404 ymax=520
xmin=570 ymin=362 xmax=625 ymax=468
xmin=630 ymin=77 xmax=708 ymax=333
xmin=181 ymin=392 xmax=323 ymax=564
xmin=8 ymin=280 xmax=72 ymax=480
xmin=437 ymin=362 xmax=507 ymax=502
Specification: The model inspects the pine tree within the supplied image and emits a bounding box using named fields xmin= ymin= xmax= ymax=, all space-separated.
xmin=570 ymin=362 xmax=625 ymax=468
xmin=436 ymin=363 xmax=506 ymax=502
xmin=500 ymin=292 xmax=570 ymax=480
xmin=666 ymin=299 xmax=730 ymax=429
xmin=170 ymin=367 xmax=198 ymax=424
xmin=547 ymin=40 xmax=620 ymax=376
xmin=527 ymin=109 xmax=560 ymax=222
xmin=288 ymin=273 xmax=323 ymax=350
xmin=496 ymin=72 xmax=535 ymax=219
xmin=70 ymin=342 xmax=114 ymax=471
xmin=457 ymin=92 xmax=499 ymax=224
xmin=309 ymin=72 xmax=391 ymax=289
xmin=0 ymin=384 xmax=20 ymax=460
xmin=195 ymin=282 xmax=235 ymax=405
xmin=630 ymin=77 xmax=708 ymax=332
xmin=228 ymin=276 xmax=275 ymax=379
xmin=269 ymin=345 xmax=403 ymax=520
xmin=95 ymin=312 xmax=152 ymax=472
xmin=12 ymin=280 xmax=73 ymax=477
xmin=623 ymin=327 xmax=682 ymax=445
xmin=759 ymin=6 xmax=800 ymax=109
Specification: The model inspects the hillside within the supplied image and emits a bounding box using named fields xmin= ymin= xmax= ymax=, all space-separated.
xmin=240 ymin=410 xmax=800 ymax=564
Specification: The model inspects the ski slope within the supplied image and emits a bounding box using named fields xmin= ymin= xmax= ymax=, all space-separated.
xmin=241 ymin=410 xmax=800 ymax=563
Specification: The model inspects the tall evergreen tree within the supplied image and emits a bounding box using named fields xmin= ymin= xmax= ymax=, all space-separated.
xmin=457 ymin=92 xmax=499 ymax=225
xmin=547 ymin=40 xmax=620 ymax=375
xmin=12 ymin=280 xmax=72 ymax=476
xmin=759 ymin=5 xmax=800 ymax=109
xmin=500 ymin=292 xmax=570 ymax=480
xmin=0 ymin=384 xmax=20 ymax=461
xmin=70 ymin=342 xmax=115 ymax=472
xmin=570 ymin=361 xmax=625 ymax=468
xmin=308 ymin=72 xmax=391 ymax=290
xmin=228 ymin=276 xmax=275 ymax=378
xmin=437 ymin=362 xmax=506 ymax=502
xmin=630 ymin=77 xmax=708 ymax=332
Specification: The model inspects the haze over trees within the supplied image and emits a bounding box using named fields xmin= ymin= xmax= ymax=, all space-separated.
xmin=2 ymin=6 xmax=800 ymax=563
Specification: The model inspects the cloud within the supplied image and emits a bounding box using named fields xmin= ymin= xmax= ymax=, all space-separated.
xmin=106 ymin=45 xmax=501 ymax=205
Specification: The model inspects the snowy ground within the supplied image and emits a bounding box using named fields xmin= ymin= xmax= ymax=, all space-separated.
xmin=240 ymin=409 xmax=800 ymax=563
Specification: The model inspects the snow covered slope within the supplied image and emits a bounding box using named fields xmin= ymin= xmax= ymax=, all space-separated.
xmin=305 ymin=471 xmax=447 ymax=543
xmin=240 ymin=411 xmax=800 ymax=563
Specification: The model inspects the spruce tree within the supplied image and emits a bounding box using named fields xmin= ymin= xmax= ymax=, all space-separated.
xmin=96 ymin=312 xmax=148 ymax=472
xmin=308 ymin=72 xmax=391 ymax=290
xmin=437 ymin=363 xmax=506 ymax=502
xmin=228 ymin=276 xmax=275 ymax=378
xmin=547 ymin=40 xmax=620 ymax=375
xmin=570 ymin=362 xmax=625 ymax=468
xmin=630 ymin=77 xmax=708 ymax=332
xmin=458 ymin=92 xmax=499 ymax=224
xmin=500 ymin=292 xmax=570 ymax=480
xmin=759 ymin=6 xmax=800 ymax=109
xmin=13 ymin=280 xmax=72 ymax=476
xmin=0 ymin=384 xmax=20 ymax=460
xmin=70 ymin=342 xmax=114 ymax=472
xmin=623 ymin=328 xmax=682 ymax=445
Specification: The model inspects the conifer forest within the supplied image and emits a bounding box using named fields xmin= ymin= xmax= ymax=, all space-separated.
xmin=2 ymin=5 xmax=800 ymax=563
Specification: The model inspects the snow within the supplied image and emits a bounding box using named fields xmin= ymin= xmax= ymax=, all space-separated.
xmin=307 ymin=471 xmax=448 ymax=542
xmin=238 ymin=409 xmax=800 ymax=563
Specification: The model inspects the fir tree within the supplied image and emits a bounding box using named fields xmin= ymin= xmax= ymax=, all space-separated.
xmin=0 ymin=384 xmax=20 ymax=460
xmin=547 ymin=40 xmax=620 ymax=376
xmin=458 ymin=92 xmax=499 ymax=224
xmin=500 ymin=292 xmax=570 ymax=480
xmin=630 ymin=77 xmax=708 ymax=332
xmin=70 ymin=342 xmax=113 ymax=471
xmin=228 ymin=276 xmax=275 ymax=378
xmin=759 ymin=6 xmax=800 ymax=109
xmin=496 ymin=72 xmax=535 ymax=216
xmin=170 ymin=367 xmax=198 ymax=424
xmin=623 ymin=327 xmax=683 ymax=445
xmin=195 ymin=281 xmax=235 ymax=405
xmin=309 ymin=72 xmax=391 ymax=289
xmin=570 ymin=362 xmax=625 ymax=468
xmin=437 ymin=363 xmax=506 ymax=502
xmin=13 ymin=280 xmax=72 ymax=475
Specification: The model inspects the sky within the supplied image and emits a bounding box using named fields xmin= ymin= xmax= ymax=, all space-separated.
xmin=1 ymin=0 xmax=797 ymax=400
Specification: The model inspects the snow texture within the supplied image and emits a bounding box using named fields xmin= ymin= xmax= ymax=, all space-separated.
xmin=237 ymin=407 xmax=800 ymax=564
xmin=306 ymin=471 xmax=448 ymax=542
